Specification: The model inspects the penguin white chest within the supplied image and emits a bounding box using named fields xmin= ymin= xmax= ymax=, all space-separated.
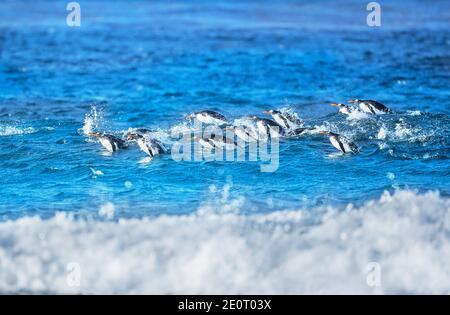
xmin=273 ymin=114 xmax=289 ymax=129
xmin=234 ymin=128 xmax=249 ymax=141
xmin=235 ymin=128 xmax=256 ymax=142
xmin=199 ymin=138 xmax=214 ymax=149
xmin=137 ymin=139 xmax=152 ymax=156
xmin=99 ymin=138 xmax=114 ymax=152
xmin=330 ymin=136 xmax=352 ymax=153
xmin=256 ymin=122 xmax=268 ymax=138
xmin=359 ymin=103 xmax=385 ymax=114
xmin=372 ymin=106 xmax=386 ymax=114
xmin=340 ymin=107 xmax=352 ymax=115
xmin=358 ymin=103 xmax=371 ymax=113
xmin=268 ymin=125 xmax=282 ymax=138
xmin=329 ymin=136 xmax=342 ymax=152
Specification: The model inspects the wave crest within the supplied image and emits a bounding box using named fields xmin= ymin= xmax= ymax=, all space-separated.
xmin=0 ymin=190 xmax=449 ymax=294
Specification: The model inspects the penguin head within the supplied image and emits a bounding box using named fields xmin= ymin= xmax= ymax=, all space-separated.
xmin=319 ymin=131 xmax=338 ymax=137
xmin=347 ymin=99 xmax=360 ymax=104
xmin=126 ymin=132 xmax=142 ymax=141
xmin=330 ymin=103 xmax=346 ymax=107
xmin=87 ymin=132 xmax=102 ymax=138
xmin=263 ymin=110 xmax=274 ymax=115
xmin=320 ymin=131 xmax=339 ymax=138
xmin=185 ymin=113 xmax=195 ymax=120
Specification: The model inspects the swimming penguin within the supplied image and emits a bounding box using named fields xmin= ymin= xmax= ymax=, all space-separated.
xmin=248 ymin=116 xmax=285 ymax=139
xmin=225 ymin=125 xmax=258 ymax=142
xmin=329 ymin=103 xmax=360 ymax=115
xmin=263 ymin=109 xmax=302 ymax=130
xmin=192 ymin=135 xmax=215 ymax=149
xmin=348 ymin=99 xmax=391 ymax=114
xmin=88 ymin=132 xmax=127 ymax=152
xmin=319 ymin=131 xmax=359 ymax=153
xmin=209 ymin=134 xmax=239 ymax=150
xmin=124 ymin=128 xmax=153 ymax=141
xmin=126 ymin=132 xmax=166 ymax=157
xmin=193 ymin=134 xmax=238 ymax=150
xmin=131 ymin=128 xmax=154 ymax=135
xmin=185 ymin=110 xmax=228 ymax=125
xmin=287 ymin=127 xmax=315 ymax=137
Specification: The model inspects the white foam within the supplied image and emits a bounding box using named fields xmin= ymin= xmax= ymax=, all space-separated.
xmin=98 ymin=203 xmax=115 ymax=220
xmin=90 ymin=168 xmax=104 ymax=177
xmin=406 ymin=110 xmax=422 ymax=116
xmin=345 ymin=110 xmax=369 ymax=121
xmin=394 ymin=119 xmax=415 ymax=139
xmin=377 ymin=125 xmax=387 ymax=140
xmin=371 ymin=118 xmax=433 ymax=144
xmin=386 ymin=172 xmax=395 ymax=180
xmin=0 ymin=190 xmax=449 ymax=294
xmin=0 ymin=126 xmax=36 ymax=136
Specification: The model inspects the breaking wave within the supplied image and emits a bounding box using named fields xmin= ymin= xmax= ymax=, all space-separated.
xmin=0 ymin=190 xmax=449 ymax=294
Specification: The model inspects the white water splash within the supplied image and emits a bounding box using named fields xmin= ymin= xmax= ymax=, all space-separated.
xmin=169 ymin=121 xmax=197 ymax=136
xmin=82 ymin=106 xmax=103 ymax=135
xmin=394 ymin=119 xmax=415 ymax=139
xmin=0 ymin=126 xmax=36 ymax=136
xmin=406 ymin=110 xmax=422 ymax=116
xmin=345 ymin=110 xmax=369 ymax=121
xmin=90 ymin=168 xmax=104 ymax=178
xmin=1 ymin=190 xmax=449 ymax=294
xmin=98 ymin=203 xmax=115 ymax=220
xmin=377 ymin=125 xmax=387 ymax=140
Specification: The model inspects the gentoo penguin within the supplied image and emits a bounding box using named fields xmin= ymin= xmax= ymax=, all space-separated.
xmin=209 ymin=134 xmax=239 ymax=150
xmin=247 ymin=116 xmax=285 ymax=139
xmin=225 ymin=125 xmax=258 ymax=142
xmin=124 ymin=128 xmax=153 ymax=142
xmin=88 ymin=132 xmax=127 ymax=152
xmin=193 ymin=134 xmax=238 ymax=150
xmin=186 ymin=110 xmax=227 ymax=125
xmin=330 ymin=103 xmax=360 ymax=115
xmin=126 ymin=132 xmax=166 ymax=157
xmin=348 ymin=99 xmax=391 ymax=114
xmin=192 ymin=135 xmax=215 ymax=149
xmin=263 ymin=109 xmax=302 ymax=130
xmin=131 ymin=128 xmax=154 ymax=135
xmin=287 ymin=127 xmax=315 ymax=137
xmin=319 ymin=131 xmax=359 ymax=153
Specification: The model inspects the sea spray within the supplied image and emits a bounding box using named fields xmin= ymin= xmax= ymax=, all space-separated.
xmin=0 ymin=190 xmax=449 ymax=294
xmin=82 ymin=105 xmax=104 ymax=135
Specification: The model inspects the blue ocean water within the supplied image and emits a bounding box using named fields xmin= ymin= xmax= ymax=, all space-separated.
xmin=0 ymin=0 xmax=449 ymax=220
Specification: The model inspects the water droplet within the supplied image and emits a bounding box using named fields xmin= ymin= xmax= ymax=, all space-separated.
xmin=124 ymin=181 xmax=132 ymax=189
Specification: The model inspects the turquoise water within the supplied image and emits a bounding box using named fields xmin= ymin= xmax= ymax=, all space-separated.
xmin=0 ymin=0 xmax=449 ymax=219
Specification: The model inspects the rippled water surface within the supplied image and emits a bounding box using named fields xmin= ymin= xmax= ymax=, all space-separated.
xmin=0 ymin=0 xmax=449 ymax=219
